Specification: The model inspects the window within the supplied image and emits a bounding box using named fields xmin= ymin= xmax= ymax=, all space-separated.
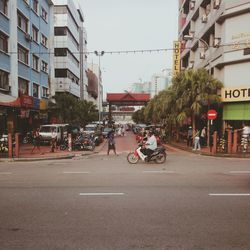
xmin=33 ymin=83 xmax=39 ymax=97
xmin=0 ymin=69 xmax=9 ymax=91
xmin=0 ymin=0 xmax=8 ymax=15
xmin=41 ymin=7 xmax=47 ymax=22
xmin=42 ymin=86 xmax=48 ymax=98
xmin=55 ymin=69 xmax=67 ymax=78
xmin=41 ymin=60 xmax=48 ymax=72
xmin=18 ymin=44 xmax=29 ymax=64
xmin=32 ymin=25 xmax=38 ymax=43
xmin=32 ymin=54 xmax=39 ymax=71
xmin=18 ymin=77 xmax=29 ymax=96
xmin=33 ymin=0 xmax=38 ymax=13
xmin=54 ymin=48 xmax=67 ymax=56
xmin=17 ymin=11 xmax=28 ymax=33
xmin=54 ymin=27 xmax=67 ymax=36
xmin=0 ymin=31 xmax=8 ymax=53
xmin=41 ymin=34 xmax=47 ymax=47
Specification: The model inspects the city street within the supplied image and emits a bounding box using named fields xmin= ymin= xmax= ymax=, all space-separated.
xmin=0 ymin=133 xmax=250 ymax=249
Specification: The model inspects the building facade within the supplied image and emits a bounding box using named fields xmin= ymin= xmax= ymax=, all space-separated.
xmin=179 ymin=0 xmax=250 ymax=128
xmin=53 ymin=0 xmax=87 ymax=99
xmin=0 ymin=0 xmax=53 ymax=134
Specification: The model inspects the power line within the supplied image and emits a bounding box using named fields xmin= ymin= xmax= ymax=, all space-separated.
xmin=6 ymin=41 xmax=250 ymax=55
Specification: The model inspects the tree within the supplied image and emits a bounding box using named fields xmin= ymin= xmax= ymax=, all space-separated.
xmin=54 ymin=93 xmax=98 ymax=125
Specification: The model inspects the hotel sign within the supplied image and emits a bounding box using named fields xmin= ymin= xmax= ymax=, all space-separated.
xmin=221 ymin=87 xmax=250 ymax=102
xmin=172 ymin=41 xmax=181 ymax=77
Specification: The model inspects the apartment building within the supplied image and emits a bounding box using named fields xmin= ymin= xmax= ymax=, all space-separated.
xmin=53 ymin=0 xmax=87 ymax=100
xmin=0 ymin=0 xmax=53 ymax=134
xmin=179 ymin=0 xmax=250 ymax=127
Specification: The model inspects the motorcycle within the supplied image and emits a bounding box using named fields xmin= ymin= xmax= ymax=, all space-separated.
xmin=60 ymin=136 xmax=69 ymax=151
xmin=82 ymin=134 xmax=95 ymax=151
xmin=22 ymin=132 xmax=32 ymax=144
xmin=127 ymin=143 xmax=166 ymax=164
xmin=0 ymin=134 xmax=15 ymax=153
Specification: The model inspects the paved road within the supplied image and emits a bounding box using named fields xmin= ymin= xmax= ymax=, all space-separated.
xmin=0 ymin=133 xmax=250 ymax=250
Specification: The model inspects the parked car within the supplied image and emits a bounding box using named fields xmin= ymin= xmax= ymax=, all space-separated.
xmin=39 ymin=124 xmax=68 ymax=144
xmin=102 ymin=127 xmax=113 ymax=138
xmin=83 ymin=124 xmax=103 ymax=145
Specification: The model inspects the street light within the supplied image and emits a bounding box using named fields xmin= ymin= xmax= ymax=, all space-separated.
xmin=183 ymin=35 xmax=209 ymax=50
xmin=94 ymin=51 xmax=105 ymax=124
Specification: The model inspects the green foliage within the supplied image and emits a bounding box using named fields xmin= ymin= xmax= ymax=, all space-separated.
xmin=140 ymin=68 xmax=223 ymax=130
xmin=54 ymin=93 xmax=98 ymax=126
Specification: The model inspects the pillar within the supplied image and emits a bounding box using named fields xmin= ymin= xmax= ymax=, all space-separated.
xmin=227 ymin=128 xmax=232 ymax=154
xmin=8 ymin=133 xmax=13 ymax=158
xmin=232 ymin=129 xmax=238 ymax=154
xmin=212 ymin=131 xmax=217 ymax=155
xmin=15 ymin=133 xmax=20 ymax=158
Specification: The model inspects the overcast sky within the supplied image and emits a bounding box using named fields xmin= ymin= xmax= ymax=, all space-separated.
xmin=79 ymin=0 xmax=178 ymax=95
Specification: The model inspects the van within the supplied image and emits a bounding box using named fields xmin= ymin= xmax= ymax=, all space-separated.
xmin=39 ymin=124 xmax=68 ymax=143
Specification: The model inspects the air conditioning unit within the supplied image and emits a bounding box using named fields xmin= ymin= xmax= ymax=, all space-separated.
xmin=213 ymin=37 xmax=221 ymax=48
xmin=201 ymin=14 xmax=207 ymax=23
xmin=200 ymin=51 xmax=206 ymax=59
xmin=25 ymin=34 xmax=32 ymax=42
xmin=188 ymin=61 xmax=194 ymax=68
xmin=213 ymin=0 xmax=220 ymax=9
xmin=190 ymin=1 xmax=195 ymax=10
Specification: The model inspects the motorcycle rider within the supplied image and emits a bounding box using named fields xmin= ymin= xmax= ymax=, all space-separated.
xmin=140 ymin=130 xmax=157 ymax=161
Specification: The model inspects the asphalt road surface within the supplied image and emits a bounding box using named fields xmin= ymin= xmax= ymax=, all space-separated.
xmin=0 ymin=133 xmax=250 ymax=250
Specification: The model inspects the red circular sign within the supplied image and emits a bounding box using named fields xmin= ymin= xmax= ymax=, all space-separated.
xmin=207 ymin=109 xmax=217 ymax=120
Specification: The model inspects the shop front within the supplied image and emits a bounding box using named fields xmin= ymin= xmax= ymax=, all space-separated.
xmin=222 ymin=87 xmax=250 ymax=129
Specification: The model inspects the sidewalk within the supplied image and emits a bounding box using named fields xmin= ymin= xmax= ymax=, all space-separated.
xmin=167 ymin=140 xmax=250 ymax=158
xmin=0 ymin=142 xmax=106 ymax=162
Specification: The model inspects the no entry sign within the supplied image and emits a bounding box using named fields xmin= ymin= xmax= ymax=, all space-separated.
xmin=207 ymin=109 xmax=217 ymax=120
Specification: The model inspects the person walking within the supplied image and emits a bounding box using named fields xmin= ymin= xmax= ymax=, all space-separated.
xmin=107 ymin=131 xmax=117 ymax=155
xmin=193 ymin=129 xmax=201 ymax=151
xmin=31 ymin=128 xmax=41 ymax=153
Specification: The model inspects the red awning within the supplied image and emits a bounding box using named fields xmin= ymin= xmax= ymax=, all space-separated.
xmin=0 ymin=93 xmax=21 ymax=107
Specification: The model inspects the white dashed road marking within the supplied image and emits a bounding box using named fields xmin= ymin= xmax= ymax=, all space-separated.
xmin=63 ymin=172 xmax=90 ymax=174
xmin=79 ymin=193 xmax=125 ymax=196
xmin=0 ymin=172 xmax=12 ymax=175
xmin=229 ymin=171 xmax=250 ymax=174
xmin=209 ymin=193 xmax=250 ymax=196
xmin=143 ymin=170 xmax=175 ymax=174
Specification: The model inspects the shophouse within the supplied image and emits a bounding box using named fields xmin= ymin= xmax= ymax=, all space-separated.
xmin=0 ymin=0 xmax=54 ymax=134
xmin=178 ymin=0 xmax=250 ymax=129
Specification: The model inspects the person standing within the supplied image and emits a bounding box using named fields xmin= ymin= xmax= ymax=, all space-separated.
xmin=200 ymin=127 xmax=206 ymax=147
xmin=31 ymin=128 xmax=41 ymax=153
xmin=107 ymin=131 xmax=117 ymax=155
xmin=187 ymin=126 xmax=193 ymax=147
xmin=193 ymin=129 xmax=201 ymax=150
xmin=51 ymin=128 xmax=57 ymax=153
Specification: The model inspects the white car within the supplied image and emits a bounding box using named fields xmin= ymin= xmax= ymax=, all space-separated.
xmin=39 ymin=124 xmax=68 ymax=143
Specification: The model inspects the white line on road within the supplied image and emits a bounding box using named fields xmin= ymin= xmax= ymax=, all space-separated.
xmin=209 ymin=193 xmax=250 ymax=196
xmin=143 ymin=171 xmax=175 ymax=173
xmin=0 ymin=172 xmax=12 ymax=175
xmin=229 ymin=171 xmax=250 ymax=174
xmin=63 ymin=172 xmax=90 ymax=174
xmin=79 ymin=193 xmax=124 ymax=196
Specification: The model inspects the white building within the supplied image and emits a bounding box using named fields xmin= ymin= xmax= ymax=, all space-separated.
xmin=179 ymin=0 xmax=250 ymax=126
xmin=87 ymin=63 xmax=103 ymax=114
xmin=53 ymin=0 xmax=87 ymax=99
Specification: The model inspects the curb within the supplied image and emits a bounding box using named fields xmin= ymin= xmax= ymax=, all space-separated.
xmin=0 ymin=154 xmax=75 ymax=162
xmin=0 ymin=141 xmax=107 ymax=163
xmin=166 ymin=143 xmax=250 ymax=158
